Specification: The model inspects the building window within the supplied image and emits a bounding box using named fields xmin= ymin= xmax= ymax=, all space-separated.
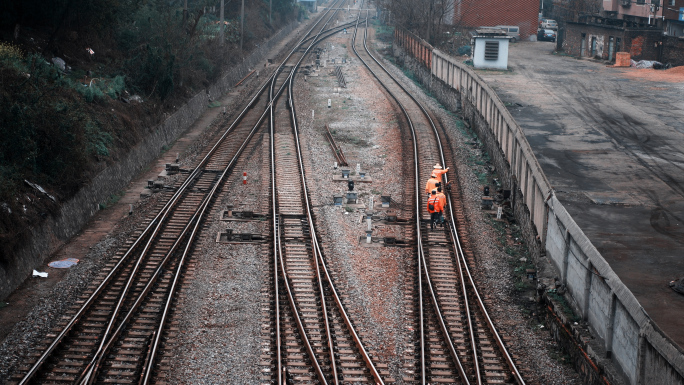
xmin=484 ymin=41 xmax=499 ymax=61
xmin=669 ymin=0 xmax=674 ymax=5
xmin=636 ymin=0 xmax=645 ymax=4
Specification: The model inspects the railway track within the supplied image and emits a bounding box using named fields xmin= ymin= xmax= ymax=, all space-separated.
xmin=8 ymin=3 xmax=532 ymax=385
xmin=266 ymin=2 xmax=385 ymax=384
xmin=9 ymin=4 xmax=357 ymax=384
xmin=351 ymin=11 xmax=526 ymax=385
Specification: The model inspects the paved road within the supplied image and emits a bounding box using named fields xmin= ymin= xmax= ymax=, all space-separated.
xmin=478 ymin=41 xmax=684 ymax=347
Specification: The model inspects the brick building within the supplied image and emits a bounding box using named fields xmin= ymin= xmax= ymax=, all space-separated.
xmin=602 ymin=0 xmax=664 ymax=25
xmin=662 ymin=0 xmax=684 ymax=36
xmin=454 ymin=0 xmax=539 ymax=40
xmin=563 ymin=18 xmax=662 ymax=61
xmin=661 ymin=35 xmax=684 ymax=64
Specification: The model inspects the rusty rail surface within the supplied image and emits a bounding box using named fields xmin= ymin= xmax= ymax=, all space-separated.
xmin=324 ymin=123 xmax=349 ymax=167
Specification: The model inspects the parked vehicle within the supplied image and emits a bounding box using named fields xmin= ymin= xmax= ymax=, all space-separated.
xmin=541 ymin=18 xmax=558 ymax=30
xmin=475 ymin=25 xmax=520 ymax=42
xmin=494 ymin=25 xmax=520 ymax=42
xmin=537 ymin=29 xmax=556 ymax=42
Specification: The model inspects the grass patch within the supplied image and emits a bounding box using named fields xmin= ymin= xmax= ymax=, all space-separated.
xmin=547 ymin=291 xmax=582 ymax=322
xmin=208 ymin=101 xmax=221 ymax=108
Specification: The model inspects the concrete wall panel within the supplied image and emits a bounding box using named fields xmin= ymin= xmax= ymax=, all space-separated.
xmin=546 ymin=212 xmax=566 ymax=274
xmin=588 ymin=276 xmax=611 ymax=340
xmin=565 ymin=242 xmax=589 ymax=312
xmin=613 ymin=301 xmax=640 ymax=383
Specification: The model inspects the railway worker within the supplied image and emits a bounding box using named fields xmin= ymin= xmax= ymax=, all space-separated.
xmin=433 ymin=164 xmax=449 ymax=185
xmin=425 ymin=174 xmax=440 ymax=199
xmin=436 ymin=187 xmax=447 ymax=227
xmin=427 ymin=190 xmax=443 ymax=230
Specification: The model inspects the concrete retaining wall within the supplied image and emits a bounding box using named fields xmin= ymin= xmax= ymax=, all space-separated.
xmin=0 ymin=21 xmax=300 ymax=302
xmin=393 ymin=27 xmax=684 ymax=385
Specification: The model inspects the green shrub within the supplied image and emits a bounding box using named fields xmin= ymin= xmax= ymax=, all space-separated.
xmin=105 ymin=76 xmax=126 ymax=99
xmin=85 ymin=121 xmax=113 ymax=157
xmin=0 ymin=42 xmax=25 ymax=71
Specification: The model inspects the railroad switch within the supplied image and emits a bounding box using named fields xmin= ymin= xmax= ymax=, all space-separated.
xmin=165 ymin=163 xmax=180 ymax=175
xmin=481 ymin=196 xmax=494 ymax=210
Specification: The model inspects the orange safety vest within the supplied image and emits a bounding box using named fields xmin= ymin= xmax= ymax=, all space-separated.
xmin=427 ymin=195 xmax=442 ymax=213
xmin=437 ymin=192 xmax=447 ymax=209
xmin=433 ymin=168 xmax=448 ymax=184
xmin=425 ymin=178 xmax=440 ymax=195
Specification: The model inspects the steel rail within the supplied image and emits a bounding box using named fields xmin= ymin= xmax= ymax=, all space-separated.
xmin=267 ymin=2 xmax=351 ymax=384
xmin=324 ymin=123 xmax=349 ymax=167
xmin=18 ymin=7 xmax=351 ymax=384
xmin=269 ymin=70 xmax=283 ymax=385
xmin=18 ymin=30 xmax=287 ymax=385
xmin=358 ymin=12 xmax=526 ymax=385
xmin=157 ymin=16 xmax=355 ymax=383
xmin=79 ymin=9 xmax=349 ymax=383
xmin=287 ymin=59 xmax=386 ymax=384
xmin=142 ymin=7 xmax=354 ymax=383
xmin=352 ymin=11 xmax=473 ymax=384
xmin=351 ymin=12 xmax=426 ymax=384
xmin=83 ymin=86 xmax=280 ymax=384
xmin=285 ymin=2 xmax=386 ymax=381
xmin=357 ymin=15 xmax=478 ymax=384
xmin=270 ymin=57 xmax=331 ymax=385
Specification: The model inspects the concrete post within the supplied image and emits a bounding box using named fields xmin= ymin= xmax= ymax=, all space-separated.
xmin=636 ymin=333 xmax=647 ymax=384
xmin=583 ymin=260 xmax=593 ymax=321
xmin=606 ymin=292 xmax=617 ymax=358
xmin=562 ymin=231 xmax=571 ymax=286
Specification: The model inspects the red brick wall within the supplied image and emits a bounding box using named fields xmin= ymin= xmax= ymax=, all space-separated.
xmin=454 ymin=0 xmax=539 ymax=39
xmin=661 ymin=36 xmax=684 ymax=66
xmin=563 ymin=22 xmax=662 ymax=61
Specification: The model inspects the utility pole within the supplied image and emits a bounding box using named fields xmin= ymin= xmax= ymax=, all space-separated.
xmin=241 ymin=0 xmax=245 ymax=50
xmin=220 ymin=0 xmax=225 ymax=46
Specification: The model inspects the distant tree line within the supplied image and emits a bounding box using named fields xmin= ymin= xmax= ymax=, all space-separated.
xmin=0 ymin=0 xmax=298 ymax=262
xmin=376 ymin=0 xmax=459 ymax=45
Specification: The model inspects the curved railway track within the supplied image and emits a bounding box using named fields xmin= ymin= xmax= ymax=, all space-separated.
xmin=266 ymin=3 xmax=385 ymax=384
xmin=9 ymin=4 xmax=532 ymax=385
xmin=350 ymin=10 xmax=526 ymax=385
xmin=10 ymin=4 xmax=357 ymax=384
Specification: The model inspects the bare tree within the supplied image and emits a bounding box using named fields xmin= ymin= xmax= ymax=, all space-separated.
xmin=377 ymin=0 xmax=462 ymax=45
xmin=552 ymin=0 xmax=602 ymax=23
